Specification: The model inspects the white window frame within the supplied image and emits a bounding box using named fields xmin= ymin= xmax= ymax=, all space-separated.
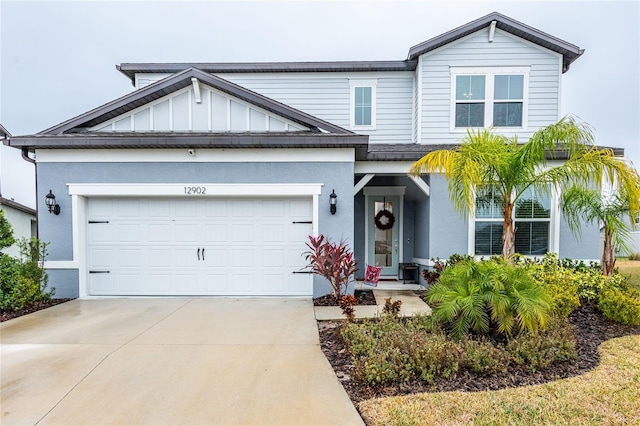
xmin=468 ymin=186 xmax=558 ymax=258
xmin=450 ymin=67 xmax=530 ymax=132
xmin=349 ymin=79 xmax=377 ymax=130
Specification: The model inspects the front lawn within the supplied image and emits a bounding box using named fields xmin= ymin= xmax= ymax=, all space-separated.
xmin=617 ymin=258 xmax=640 ymax=291
xmin=358 ymin=334 xmax=640 ymax=425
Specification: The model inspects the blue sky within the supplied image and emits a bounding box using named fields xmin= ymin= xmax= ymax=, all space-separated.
xmin=1 ymin=0 xmax=638 ymax=171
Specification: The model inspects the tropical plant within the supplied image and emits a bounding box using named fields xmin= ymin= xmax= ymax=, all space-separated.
xmin=427 ymin=258 xmax=551 ymax=339
xmin=409 ymin=116 xmax=640 ymax=261
xmin=304 ymin=234 xmax=358 ymax=301
xmin=561 ymin=186 xmax=640 ymax=276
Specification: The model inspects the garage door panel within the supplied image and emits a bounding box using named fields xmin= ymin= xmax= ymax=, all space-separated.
xmin=232 ymin=200 xmax=254 ymax=216
xmin=148 ymin=223 xmax=173 ymax=242
xmin=117 ymin=224 xmax=141 ymax=242
xmin=205 ymin=249 xmax=228 ymax=267
xmin=232 ymin=224 xmax=255 ymax=242
xmin=87 ymin=197 xmax=313 ymax=296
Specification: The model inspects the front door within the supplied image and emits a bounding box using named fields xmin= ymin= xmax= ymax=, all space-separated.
xmin=367 ymin=196 xmax=400 ymax=276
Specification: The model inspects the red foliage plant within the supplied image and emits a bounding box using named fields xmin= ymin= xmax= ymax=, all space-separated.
xmin=304 ymin=235 xmax=358 ymax=301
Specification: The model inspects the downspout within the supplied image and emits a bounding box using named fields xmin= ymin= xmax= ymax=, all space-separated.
xmin=18 ymin=143 xmax=39 ymax=238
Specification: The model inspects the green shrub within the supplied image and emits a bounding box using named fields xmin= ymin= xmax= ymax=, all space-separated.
xmin=0 ymin=238 xmax=54 ymax=312
xmin=427 ymin=258 xmax=551 ymax=339
xmin=598 ymin=286 xmax=640 ymax=326
xmin=0 ymin=210 xmax=15 ymax=252
xmin=341 ymin=313 xmax=575 ymax=387
xmin=530 ymin=255 xmax=580 ymax=318
xmin=629 ymin=252 xmax=640 ymax=261
xmin=506 ymin=318 xmax=577 ymax=371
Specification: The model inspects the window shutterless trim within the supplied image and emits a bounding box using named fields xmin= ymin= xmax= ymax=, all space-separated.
xmin=450 ymin=67 xmax=530 ymax=132
xmin=349 ymin=79 xmax=378 ymax=130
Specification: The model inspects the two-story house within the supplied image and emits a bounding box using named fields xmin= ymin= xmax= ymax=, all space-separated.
xmin=7 ymin=12 xmax=611 ymax=298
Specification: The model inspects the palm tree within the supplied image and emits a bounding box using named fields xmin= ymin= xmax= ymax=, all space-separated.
xmin=561 ymin=186 xmax=638 ymax=276
xmin=409 ymin=116 xmax=640 ymax=260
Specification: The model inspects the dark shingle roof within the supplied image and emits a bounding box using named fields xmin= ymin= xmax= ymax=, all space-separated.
xmin=8 ymin=132 xmax=370 ymax=160
xmin=117 ymin=12 xmax=583 ymax=84
xmin=38 ymin=68 xmax=352 ymax=135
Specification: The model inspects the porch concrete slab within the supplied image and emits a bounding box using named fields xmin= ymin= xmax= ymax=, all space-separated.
xmin=1 ymin=298 xmax=364 ymax=426
xmin=0 ymin=298 xmax=190 ymax=345
xmin=314 ymin=290 xmax=431 ymax=320
xmin=373 ymin=290 xmax=432 ymax=316
xmin=131 ymin=297 xmax=318 ymax=345
xmin=1 ymin=344 xmax=118 ymax=426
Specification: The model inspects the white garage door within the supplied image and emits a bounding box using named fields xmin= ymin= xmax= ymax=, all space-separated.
xmin=86 ymin=197 xmax=313 ymax=296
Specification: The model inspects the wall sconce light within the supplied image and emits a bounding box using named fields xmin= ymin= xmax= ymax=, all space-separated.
xmin=45 ymin=190 xmax=60 ymax=215
xmin=329 ymin=189 xmax=337 ymax=215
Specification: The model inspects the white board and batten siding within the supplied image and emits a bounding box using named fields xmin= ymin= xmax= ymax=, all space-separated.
xmin=219 ymin=72 xmax=415 ymax=144
xmin=92 ymin=85 xmax=309 ymax=133
xmin=419 ymin=28 xmax=563 ymax=144
xmin=86 ymin=197 xmax=313 ymax=296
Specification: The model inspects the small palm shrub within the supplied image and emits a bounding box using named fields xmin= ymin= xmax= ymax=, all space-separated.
xmin=427 ymin=258 xmax=551 ymax=339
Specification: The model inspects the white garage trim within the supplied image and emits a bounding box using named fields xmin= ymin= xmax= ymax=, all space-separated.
xmin=68 ymin=183 xmax=323 ymax=196
xmin=65 ymin=183 xmax=322 ymax=297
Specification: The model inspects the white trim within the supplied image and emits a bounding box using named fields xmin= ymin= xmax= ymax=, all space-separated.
xmin=191 ymin=78 xmax=202 ymax=104
xmin=412 ymin=257 xmax=432 ymax=266
xmin=355 ymin=161 xmax=414 ymax=174
xmin=354 ymin=173 xmax=375 ymax=195
xmin=488 ymin=20 xmax=497 ymax=42
xmin=364 ymin=190 xmax=404 ymax=273
xmin=449 ymin=66 xmax=530 ymax=132
xmin=36 ymin=148 xmax=356 ymax=163
xmin=43 ymin=260 xmax=79 ymax=269
xmin=416 ymin=56 xmax=423 ymax=144
xmin=312 ymin=194 xmax=319 ymax=237
xmin=409 ymin=176 xmax=430 ymax=196
xmin=363 ymin=186 xmax=406 ymax=196
xmin=349 ymin=79 xmax=378 ymax=130
xmin=67 ymin=183 xmax=324 ymax=197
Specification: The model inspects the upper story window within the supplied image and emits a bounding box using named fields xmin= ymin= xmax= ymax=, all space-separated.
xmin=451 ymin=67 xmax=529 ymax=131
xmin=350 ymin=79 xmax=377 ymax=130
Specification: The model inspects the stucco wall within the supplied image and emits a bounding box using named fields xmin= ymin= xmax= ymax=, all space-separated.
xmin=1 ymin=206 xmax=35 ymax=258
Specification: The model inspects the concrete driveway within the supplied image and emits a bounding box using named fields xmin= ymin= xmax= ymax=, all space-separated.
xmin=1 ymin=298 xmax=364 ymax=425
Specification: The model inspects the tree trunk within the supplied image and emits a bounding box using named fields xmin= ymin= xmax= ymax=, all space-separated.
xmin=502 ymin=201 xmax=516 ymax=261
xmin=601 ymin=228 xmax=615 ymax=277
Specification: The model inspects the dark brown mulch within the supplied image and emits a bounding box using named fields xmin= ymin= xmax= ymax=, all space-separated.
xmin=0 ymin=299 xmax=75 ymax=322
xmin=318 ymin=300 xmax=640 ymax=403
xmin=313 ymin=290 xmax=377 ymax=307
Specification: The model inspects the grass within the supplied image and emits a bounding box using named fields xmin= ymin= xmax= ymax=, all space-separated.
xmin=358 ymin=334 xmax=640 ymax=426
xmin=617 ymin=258 xmax=640 ymax=291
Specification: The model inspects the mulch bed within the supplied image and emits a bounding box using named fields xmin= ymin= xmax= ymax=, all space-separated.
xmin=318 ymin=300 xmax=640 ymax=403
xmin=313 ymin=290 xmax=377 ymax=306
xmin=0 ymin=299 xmax=75 ymax=322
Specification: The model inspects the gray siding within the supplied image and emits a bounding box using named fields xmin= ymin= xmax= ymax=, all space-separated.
xmin=420 ymin=28 xmax=561 ymax=144
xmin=37 ymin=161 xmax=354 ymax=298
xmin=558 ymin=213 xmax=601 ymax=260
xmin=220 ymin=73 xmax=414 ymax=144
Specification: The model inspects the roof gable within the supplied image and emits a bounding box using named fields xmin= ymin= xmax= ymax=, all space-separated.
xmin=40 ymin=68 xmax=351 ymax=135
xmin=407 ymin=12 xmax=583 ymax=72
xmin=91 ymin=83 xmax=311 ymax=133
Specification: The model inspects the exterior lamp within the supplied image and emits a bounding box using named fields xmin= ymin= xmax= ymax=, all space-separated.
xmin=329 ymin=189 xmax=337 ymax=215
xmin=45 ymin=190 xmax=60 ymax=215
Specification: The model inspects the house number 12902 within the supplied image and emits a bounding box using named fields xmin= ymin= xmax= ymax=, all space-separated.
xmin=184 ymin=186 xmax=207 ymax=195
